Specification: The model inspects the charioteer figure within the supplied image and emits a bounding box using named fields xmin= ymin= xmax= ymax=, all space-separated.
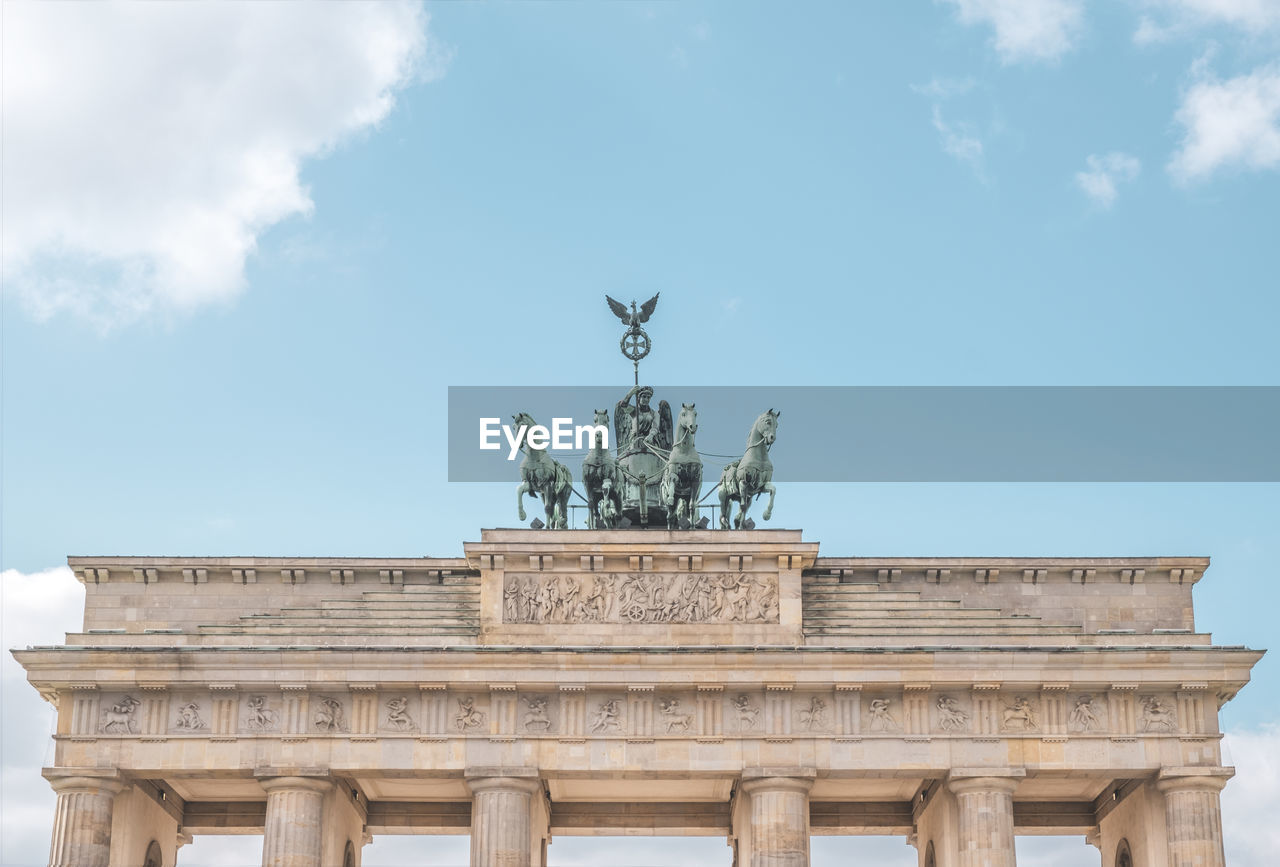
xmin=613 ymin=384 xmax=673 ymax=525
xmin=615 ymin=385 xmax=672 ymax=460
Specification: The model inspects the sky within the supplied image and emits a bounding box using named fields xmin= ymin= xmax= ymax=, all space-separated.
xmin=2 ymin=1 xmax=1279 ymax=864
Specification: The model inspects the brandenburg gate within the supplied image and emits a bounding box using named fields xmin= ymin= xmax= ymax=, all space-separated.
xmin=12 ymin=299 xmax=1263 ymax=865
xmin=14 ymin=529 xmax=1261 ymax=866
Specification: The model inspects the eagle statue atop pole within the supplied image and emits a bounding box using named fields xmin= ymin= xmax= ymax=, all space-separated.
xmin=604 ymin=293 xmax=672 ymax=526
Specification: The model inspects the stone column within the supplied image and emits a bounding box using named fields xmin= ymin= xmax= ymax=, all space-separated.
xmin=1156 ymin=768 xmax=1233 ymax=867
xmin=467 ymin=773 xmax=541 ymax=867
xmin=740 ymin=774 xmax=814 ymax=867
xmin=259 ymin=776 xmax=331 ymax=867
xmin=947 ymin=771 xmax=1023 ymax=867
xmin=44 ymin=772 xmax=123 ymax=867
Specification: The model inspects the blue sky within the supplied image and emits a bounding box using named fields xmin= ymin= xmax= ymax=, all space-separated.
xmin=3 ymin=2 xmax=1280 ymax=865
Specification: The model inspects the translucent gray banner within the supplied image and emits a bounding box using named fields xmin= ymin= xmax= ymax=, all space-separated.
xmin=448 ymin=386 xmax=1280 ymax=482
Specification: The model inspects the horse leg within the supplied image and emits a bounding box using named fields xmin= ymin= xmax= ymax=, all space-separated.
xmin=516 ymin=482 xmax=529 ymax=522
xmin=543 ymin=489 xmax=556 ymax=528
xmin=558 ymin=490 xmax=571 ymax=529
xmin=690 ymin=469 xmax=701 ymax=529
xmin=661 ymin=469 xmax=676 ymax=530
xmin=719 ymin=491 xmax=731 ymax=530
xmin=609 ymin=476 xmax=622 ymax=528
xmin=762 ymin=481 xmax=776 ymax=521
xmin=586 ymin=490 xmax=598 ymax=530
xmin=736 ymin=473 xmax=752 ymax=528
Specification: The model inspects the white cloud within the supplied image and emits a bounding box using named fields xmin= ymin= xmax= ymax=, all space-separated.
xmin=1168 ymin=63 xmax=1280 ymax=182
xmin=932 ymin=106 xmax=986 ymax=174
xmin=1223 ymin=726 xmax=1280 ymax=865
xmin=1 ymin=567 xmax=84 ymax=865
xmin=1075 ymin=152 xmax=1142 ymax=206
xmin=939 ymin=0 xmax=1084 ymax=63
xmin=1134 ymin=0 xmax=1280 ymax=42
xmin=1134 ymin=16 xmax=1177 ymax=45
xmin=0 ymin=2 xmax=437 ymax=328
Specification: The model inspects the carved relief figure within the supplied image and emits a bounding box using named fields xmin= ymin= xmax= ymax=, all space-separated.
xmin=523 ymin=696 xmax=552 ymax=732
xmin=734 ymin=695 xmax=760 ymax=730
xmin=454 ymin=697 xmax=485 ymax=731
xmin=503 ymin=580 xmax=521 ymax=622
xmin=174 ymin=702 xmax=207 ymax=731
xmin=869 ymin=698 xmax=899 ymax=732
xmin=314 ymin=696 xmax=345 ymax=733
xmin=245 ymin=696 xmax=278 ymax=731
xmin=101 ymin=696 xmax=141 ymax=734
xmin=798 ymin=696 xmax=829 ymax=732
xmin=1070 ymin=695 xmax=1101 ymax=732
xmin=1002 ymin=697 xmax=1039 ymax=732
xmin=386 ymin=696 xmax=415 ymax=732
xmin=582 ymin=576 xmax=608 ymax=622
xmin=589 ymin=699 xmax=622 ymax=733
xmin=658 ymin=698 xmax=693 ymax=733
xmin=503 ymin=572 xmax=779 ymax=625
xmin=936 ymin=696 xmax=969 ymax=732
xmin=1140 ymin=697 xmax=1177 ymax=733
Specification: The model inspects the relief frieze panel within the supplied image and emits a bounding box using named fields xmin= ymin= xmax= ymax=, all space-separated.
xmin=732 ymin=693 xmax=763 ymax=733
xmin=1070 ymin=694 xmax=1105 ymax=732
xmin=453 ymin=696 xmax=487 ymax=732
xmin=383 ymin=695 xmax=417 ymax=732
xmin=99 ymin=695 xmax=141 ymax=734
xmin=502 ymin=572 xmax=779 ymax=624
xmin=75 ymin=685 xmax=1187 ymax=740
xmin=1139 ymin=695 xmax=1177 ymax=733
xmin=795 ymin=695 xmax=831 ymax=733
xmin=173 ymin=700 xmax=208 ymax=732
xmin=243 ymin=695 xmax=280 ymax=732
xmin=935 ymin=695 xmax=971 ymax=732
xmin=867 ymin=697 xmax=901 ymax=733
xmin=522 ymin=695 xmax=553 ymax=733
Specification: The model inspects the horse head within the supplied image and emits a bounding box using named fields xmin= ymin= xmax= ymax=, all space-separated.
xmin=593 ymin=408 xmax=609 ymax=427
xmin=677 ymin=402 xmax=698 ymax=437
xmin=752 ymin=409 xmax=779 ymax=447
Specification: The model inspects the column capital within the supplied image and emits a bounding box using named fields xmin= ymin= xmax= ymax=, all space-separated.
xmin=1155 ymin=766 xmax=1234 ymax=794
xmin=465 ymin=766 xmax=541 ymax=796
xmin=740 ymin=767 xmax=816 ymax=795
xmin=254 ymin=772 xmax=333 ymax=796
xmin=947 ymin=768 xmax=1025 ymax=796
xmin=42 ymin=768 xmax=124 ymax=796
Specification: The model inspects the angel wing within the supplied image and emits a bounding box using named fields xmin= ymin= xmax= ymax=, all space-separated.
xmin=614 ymin=398 xmax=632 ymax=454
xmin=605 ymin=295 xmax=631 ymax=324
xmin=637 ymin=293 xmax=660 ymax=323
xmin=656 ymin=400 xmax=674 ymax=450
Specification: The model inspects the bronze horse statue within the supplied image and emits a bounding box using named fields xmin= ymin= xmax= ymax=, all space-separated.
xmin=581 ymin=408 xmax=623 ymax=529
xmin=719 ymin=409 xmax=779 ymax=529
xmin=513 ymin=412 xmax=572 ymax=529
xmin=660 ymin=403 xmax=703 ymax=529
